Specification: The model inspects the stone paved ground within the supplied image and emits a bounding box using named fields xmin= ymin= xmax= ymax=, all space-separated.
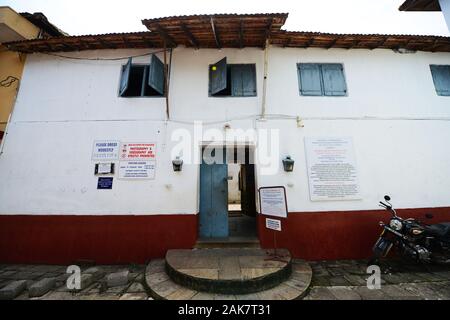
xmin=305 ymin=259 xmax=450 ymax=300
xmin=0 ymin=264 xmax=150 ymax=300
xmin=0 ymin=259 xmax=449 ymax=300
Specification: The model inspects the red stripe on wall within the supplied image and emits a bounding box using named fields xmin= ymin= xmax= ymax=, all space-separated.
xmin=0 ymin=215 xmax=197 ymax=264
xmin=258 ymin=207 xmax=450 ymax=261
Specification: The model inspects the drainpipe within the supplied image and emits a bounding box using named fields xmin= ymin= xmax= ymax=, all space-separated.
xmin=163 ymin=42 xmax=170 ymax=120
xmin=260 ymin=39 xmax=270 ymax=120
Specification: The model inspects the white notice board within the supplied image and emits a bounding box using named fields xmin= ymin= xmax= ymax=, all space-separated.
xmin=118 ymin=161 xmax=156 ymax=180
xmin=258 ymin=186 xmax=288 ymax=218
xmin=305 ymin=137 xmax=361 ymax=201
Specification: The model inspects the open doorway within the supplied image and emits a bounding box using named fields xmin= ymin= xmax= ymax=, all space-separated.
xmin=227 ymin=146 xmax=257 ymax=241
xmin=198 ymin=145 xmax=257 ymax=243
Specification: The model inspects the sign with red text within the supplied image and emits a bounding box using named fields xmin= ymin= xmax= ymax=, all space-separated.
xmin=120 ymin=143 xmax=156 ymax=161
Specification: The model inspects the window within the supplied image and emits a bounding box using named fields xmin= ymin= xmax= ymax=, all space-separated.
xmin=209 ymin=57 xmax=256 ymax=97
xmin=297 ymin=63 xmax=347 ymax=96
xmin=430 ymin=65 xmax=450 ymax=96
xmin=119 ymin=54 xmax=166 ymax=97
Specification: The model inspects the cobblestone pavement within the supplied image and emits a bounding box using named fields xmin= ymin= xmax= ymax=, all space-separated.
xmin=0 ymin=264 xmax=150 ymax=300
xmin=0 ymin=259 xmax=449 ymax=300
xmin=305 ymin=259 xmax=450 ymax=300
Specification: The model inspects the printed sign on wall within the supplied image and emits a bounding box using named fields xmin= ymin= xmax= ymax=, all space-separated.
xmin=265 ymin=218 xmax=282 ymax=231
xmin=97 ymin=177 xmax=113 ymax=190
xmin=118 ymin=161 xmax=156 ymax=180
xmin=305 ymin=137 xmax=361 ymax=201
xmin=120 ymin=143 xmax=156 ymax=161
xmin=259 ymin=186 xmax=288 ymax=218
xmin=92 ymin=141 xmax=120 ymax=160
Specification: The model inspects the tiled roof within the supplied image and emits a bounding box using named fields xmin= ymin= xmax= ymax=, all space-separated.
xmin=5 ymin=13 xmax=450 ymax=53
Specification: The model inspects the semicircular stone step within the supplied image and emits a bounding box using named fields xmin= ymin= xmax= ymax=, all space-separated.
xmin=164 ymin=248 xmax=292 ymax=294
xmin=144 ymin=258 xmax=312 ymax=300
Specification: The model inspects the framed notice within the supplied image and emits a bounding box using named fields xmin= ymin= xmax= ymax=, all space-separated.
xmin=305 ymin=137 xmax=361 ymax=201
xmin=120 ymin=142 xmax=156 ymax=161
xmin=258 ymin=186 xmax=288 ymax=218
xmin=92 ymin=141 xmax=120 ymax=160
xmin=118 ymin=161 xmax=156 ymax=180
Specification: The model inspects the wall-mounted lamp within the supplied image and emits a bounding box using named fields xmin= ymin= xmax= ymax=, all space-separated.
xmin=172 ymin=156 xmax=183 ymax=172
xmin=282 ymin=156 xmax=295 ymax=172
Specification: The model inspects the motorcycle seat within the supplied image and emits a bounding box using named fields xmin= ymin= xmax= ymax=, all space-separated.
xmin=425 ymin=223 xmax=450 ymax=238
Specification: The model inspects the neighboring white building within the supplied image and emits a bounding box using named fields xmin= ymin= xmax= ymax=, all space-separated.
xmin=0 ymin=13 xmax=450 ymax=264
xmin=400 ymin=0 xmax=450 ymax=31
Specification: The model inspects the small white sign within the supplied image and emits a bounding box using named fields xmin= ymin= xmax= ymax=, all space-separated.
xmin=266 ymin=218 xmax=282 ymax=231
xmin=259 ymin=187 xmax=288 ymax=218
xmin=118 ymin=161 xmax=156 ymax=180
xmin=98 ymin=163 xmax=113 ymax=174
xmin=92 ymin=141 xmax=120 ymax=160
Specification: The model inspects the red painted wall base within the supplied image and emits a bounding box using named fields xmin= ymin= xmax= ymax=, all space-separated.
xmin=1 ymin=207 xmax=450 ymax=264
xmin=258 ymin=207 xmax=450 ymax=261
xmin=0 ymin=215 xmax=197 ymax=264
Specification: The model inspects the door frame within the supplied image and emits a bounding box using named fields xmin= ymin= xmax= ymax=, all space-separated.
xmin=197 ymin=142 xmax=258 ymax=240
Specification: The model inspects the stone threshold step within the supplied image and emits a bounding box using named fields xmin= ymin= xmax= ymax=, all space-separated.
xmin=164 ymin=248 xmax=293 ymax=294
xmin=144 ymin=259 xmax=312 ymax=300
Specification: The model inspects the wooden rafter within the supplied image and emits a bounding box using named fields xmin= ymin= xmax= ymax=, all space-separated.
xmin=326 ymin=38 xmax=339 ymax=49
xmin=210 ymin=17 xmax=221 ymax=49
xmin=180 ymin=23 xmax=199 ymax=48
xmin=346 ymin=39 xmax=360 ymax=49
xmin=263 ymin=18 xmax=274 ymax=48
xmin=154 ymin=24 xmax=176 ymax=47
xmin=239 ymin=19 xmax=244 ymax=49
xmin=304 ymin=37 xmax=315 ymax=48
xmin=370 ymin=37 xmax=389 ymax=50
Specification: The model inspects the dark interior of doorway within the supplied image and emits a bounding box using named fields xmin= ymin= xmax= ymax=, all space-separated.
xmin=227 ymin=147 xmax=257 ymax=241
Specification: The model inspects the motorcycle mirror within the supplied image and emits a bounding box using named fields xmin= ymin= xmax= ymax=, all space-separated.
xmin=425 ymin=213 xmax=434 ymax=219
xmin=384 ymin=195 xmax=391 ymax=201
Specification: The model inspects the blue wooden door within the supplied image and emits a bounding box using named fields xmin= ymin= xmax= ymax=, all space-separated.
xmin=199 ymin=151 xmax=228 ymax=239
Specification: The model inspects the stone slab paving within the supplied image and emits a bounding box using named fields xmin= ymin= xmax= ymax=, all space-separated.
xmin=166 ymin=248 xmax=290 ymax=281
xmin=146 ymin=258 xmax=312 ymax=300
xmin=304 ymin=259 xmax=450 ymax=300
xmin=0 ymin=258 xmax=449 ymax=300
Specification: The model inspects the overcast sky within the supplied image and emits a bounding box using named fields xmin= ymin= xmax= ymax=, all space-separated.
xmin=1 ymin=0 xmax=448 ymax=36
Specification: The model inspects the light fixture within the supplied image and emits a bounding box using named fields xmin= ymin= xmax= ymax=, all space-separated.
xmin=282 ymin=156 xmax=295 ymax=172
xmin=172 ymin=156 xmax=183 ymax=172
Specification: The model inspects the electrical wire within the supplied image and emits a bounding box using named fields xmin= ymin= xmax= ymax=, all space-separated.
xmin=42 ymin=49 xmax=169 ymax=61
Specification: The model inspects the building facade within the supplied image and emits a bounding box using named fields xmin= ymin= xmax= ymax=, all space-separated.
xmin=1 ymin=13 xmax=450 ymax=264
xmin=0 ymin=6 xmax=65 ymax=143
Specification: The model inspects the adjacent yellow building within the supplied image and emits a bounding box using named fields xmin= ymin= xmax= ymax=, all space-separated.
xmin=0 ymin=6 xmax=64 ymax=142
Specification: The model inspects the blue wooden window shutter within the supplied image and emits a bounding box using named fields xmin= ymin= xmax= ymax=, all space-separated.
xmin=231 ymin=64 xmax=256 ymax=97
xmin=430 ymin=65 xmax=450 ymax=96
xmin=119 ymin=58 xmax=132 ymax=96
xmin=321 ymin=64 xmax=347 ymax=96
xmin=210 ymin=57 xmax=227 ymax=95
xmin=298 ymin=64 xmax=323 ymax=96
xmin=148 ymin=54 xmax=165 ymax=95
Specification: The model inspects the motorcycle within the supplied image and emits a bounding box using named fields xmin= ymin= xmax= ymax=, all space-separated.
xmin=370 ymin=195 xmax=450 ymax=265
